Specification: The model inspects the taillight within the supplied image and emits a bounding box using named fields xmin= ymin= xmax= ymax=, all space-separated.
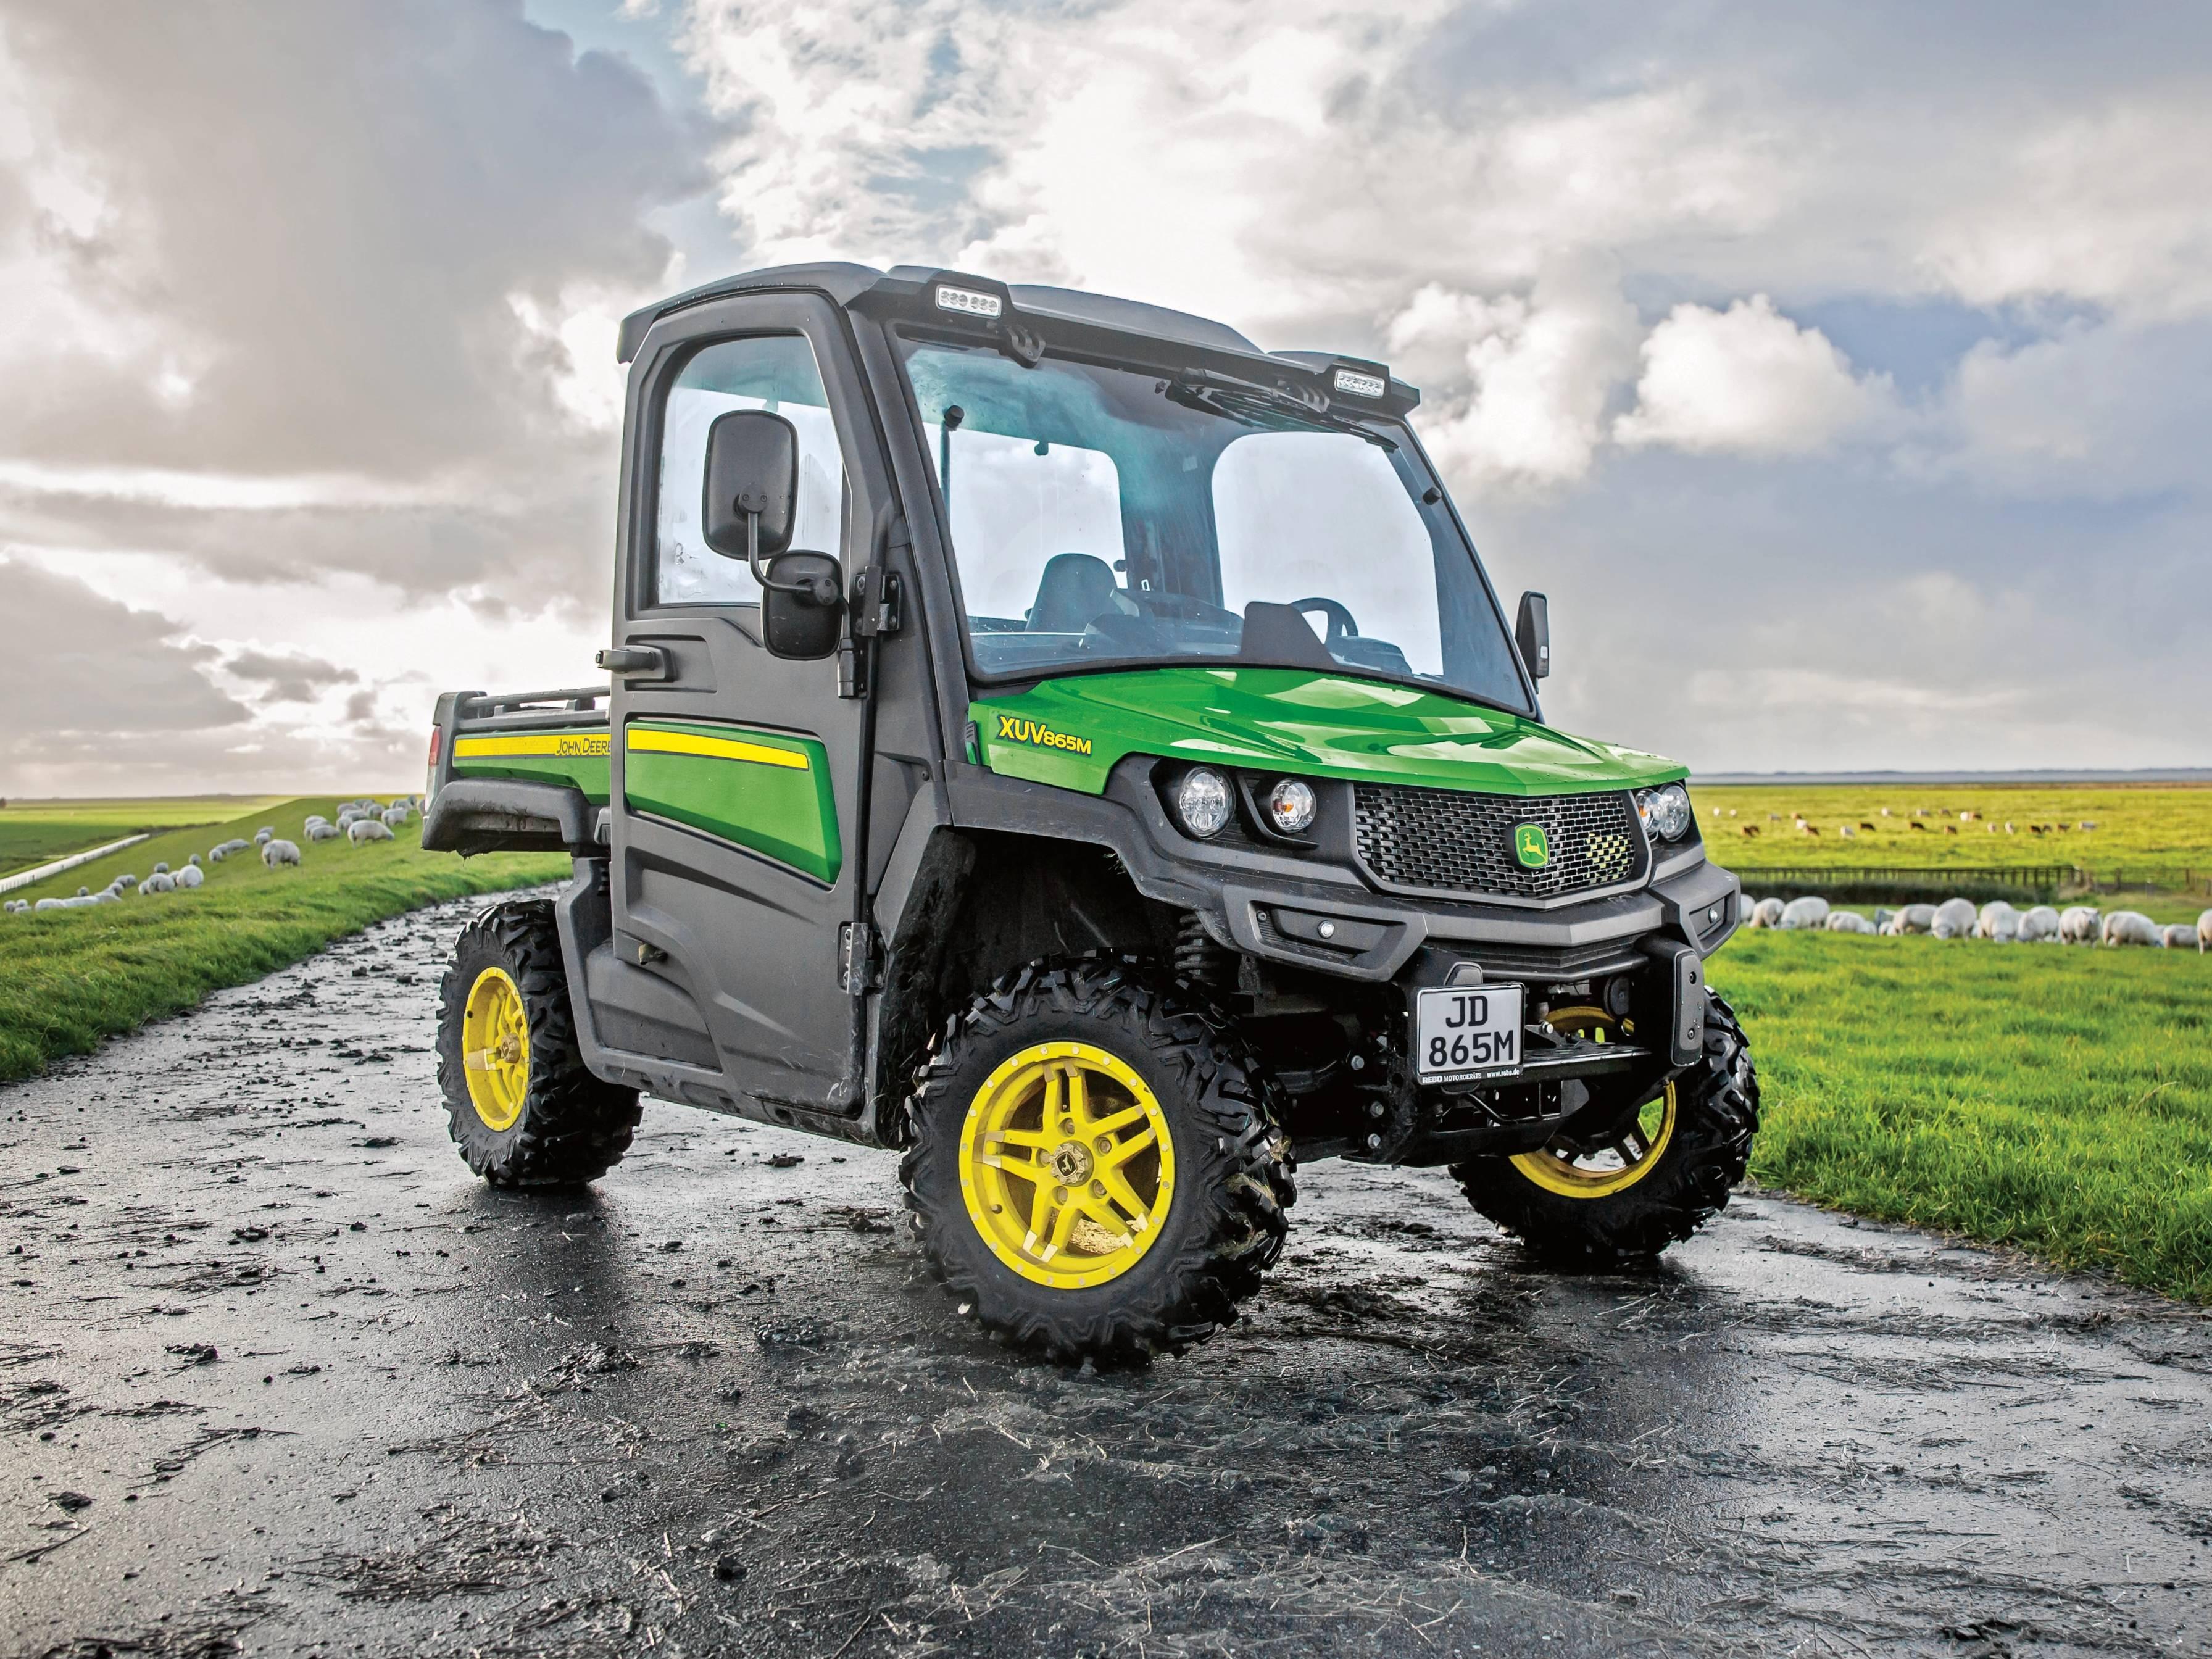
xmin=427 ymin=726 xmax=441 ymax=768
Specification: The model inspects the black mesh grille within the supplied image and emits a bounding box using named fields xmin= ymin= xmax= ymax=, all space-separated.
xmin=1352 ymin=785 xmax=1649 ymax=900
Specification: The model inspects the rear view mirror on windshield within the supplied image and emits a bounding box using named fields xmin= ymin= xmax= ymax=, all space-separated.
xmin=1515 ymin=591 xmax=1550 ymax=681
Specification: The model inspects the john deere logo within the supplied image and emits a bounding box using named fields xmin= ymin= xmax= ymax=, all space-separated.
xmin=1513 ymin=823 xmax=1550 ymax=868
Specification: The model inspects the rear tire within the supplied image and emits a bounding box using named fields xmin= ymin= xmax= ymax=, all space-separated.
xmin=434 ymin=899 xmax=641 ymax=1187
xmin=1450 ymin=992 xmax=1758 ymax=1263
xmin=901 ymin=957 xmax=1293 ymax=1364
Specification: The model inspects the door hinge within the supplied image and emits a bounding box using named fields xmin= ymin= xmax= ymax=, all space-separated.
xmin=850 ymin=569 xmax=903 ymax=639
xmin=839 ymin=921 xmax=882 ymax=993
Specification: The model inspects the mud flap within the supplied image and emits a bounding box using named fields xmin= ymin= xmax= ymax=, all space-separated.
xmin=1638 ymin=940 xmax=1708 ymax=1068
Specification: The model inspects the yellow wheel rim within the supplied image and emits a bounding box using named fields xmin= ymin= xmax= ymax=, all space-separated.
xmin=460 ymin=965 xmax=530 ymax=1132
xmin=1510 ymin=1006 xmax=1676 ymax=1199
xmin=958 ymin=1041 xmax=1176 ymax=1290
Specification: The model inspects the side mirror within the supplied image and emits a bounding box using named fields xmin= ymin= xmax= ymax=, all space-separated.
xmin=761 ymin=552 xmax=844 ymax=660
xmin=1515 ymin=591 xmax=1550 ymax=681
xmin=702 ymin=410 xmax=797 ymax=560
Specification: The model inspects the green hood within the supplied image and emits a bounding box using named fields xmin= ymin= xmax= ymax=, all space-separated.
xmin=971 ymin=668 xmax=1686 ymax=797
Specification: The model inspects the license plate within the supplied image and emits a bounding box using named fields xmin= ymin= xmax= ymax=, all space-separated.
xmin=1415 ymin=984 xmax=1525 ymax=1084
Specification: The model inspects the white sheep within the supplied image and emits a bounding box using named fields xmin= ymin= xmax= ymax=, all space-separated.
xmin=262 ymin=838 xmax=302 ymax=868
xmin=2102 ymin=910 xmax=2164 ymax=948
xmin=1779 ymin=896 xmax=1831 ymax=930
xmin=381 ymin=805 xmax=414 ymax=827
xmin=141 ymin=872 xmax=177 ymax=894
xmin=2058 ymin=906 xmax=2102 ymax=944
xmin=33 ymin=897 xmax=66 ymax=911
xmin=2162 ymin=923 xmax=2195 ymax=949
xmin=116 ymin=873 xmax=138 ymax=888
xmin=1826 ymin=910 xmax=1877 ymax=934
xmin=1893 ymin=903 xmax=1938 ymax=935
xmin=254 ymin=828 xmax=273 ymax=846
xmin=1931 ymin=897 xmax=1978 ymax=939
xmin=347 ymin=820 xmax=394 ymax=846
xmin=1751 ymin=896 xmax=1786 ymax=929
xmin=186 ymin=853 xmax=202 ymax=867
xmin=91 ymin=889 xmax=120 ymax=904
xmin=152 ymin=861 xmax=170 ymax=876
xmin=306 ymin=822 xmax=342 ymax=842
xmin=1976 ymin=902 xmax=2021 ymax=942
xmin=2199 ymin=908 xmax=2211 ymax=954
xmin=174 ymin=865 xmax=204 ymax=889
xmin=2016 ymin=905 xmax=2061 ymax=944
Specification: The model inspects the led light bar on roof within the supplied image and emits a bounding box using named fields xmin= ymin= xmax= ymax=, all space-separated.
xmin=1332 ymin=367 xmax=1386 ymax=399
xmin=934 ymin=284 xmax=1003 ymax=320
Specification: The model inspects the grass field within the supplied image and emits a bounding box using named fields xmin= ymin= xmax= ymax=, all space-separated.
xmin=0 ymin=794 xmax=291 ymax=876
xmin=0 ymin=796 xmax=565 ymax=1081
xmin=1698 ymin=783 xmax=2212 ymax=881
xmin=1716 ymin=928 xmax=2212 ymax=1302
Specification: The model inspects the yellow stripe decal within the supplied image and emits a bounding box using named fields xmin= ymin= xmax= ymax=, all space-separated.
xmin=454 ymin=733 xmax=610 ymax=759
xmin=626 ymin=726 xmax=810 ymax=771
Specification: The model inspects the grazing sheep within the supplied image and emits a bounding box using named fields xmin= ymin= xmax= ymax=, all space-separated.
xmin=187 ymin=853 xmax=202 ymax=867
xmin=1910 ymin=821 xmax=1931 ymax=833
xmin=174 ymin=865 xmax=204 ymax=889
xmin=1858 ymin=821 xmax=1876 ymax=832
xmin=1752 ymin=896 xmax=1786 ymax=929
xmin=262 ymin=838 xmax=302 ymax=868
xmin=1932 ymin=897 xmax=1978 ymax=939
xmin=2058 ymin=906 xmax=2102 ymax=944
xmin=380 ymin=805 xmax=412 ymax=828
xmin=306 ymin=822 xmax=342 ymax=841
xmin=116 ymin=873 xmax=137 ymax=889
xmin=34 ymin=897 xmax=66 ymax=911
xmin=1779 ymin=896 xmax=1831 ymax=931
xmin=1826 ymin=910 xmax=1877 ymax=934
xmin=152 ymin=861 xmax=169 ymax=876
xmin=347 ymin=819 xmax=394 ymax=846
xmin=1839 ymin=825 xmax=1856 ymax=838
xmin=2016 ymin=905 xmax=2061 ymax=943
xmin=2199 ymin=908 xmax=2211 ymax=954
xmin=91 ymin=889 xmax=120 ymax=904
xmin=2162 ymin=923 xmax=2196 ymax=949
xmin=254 ymin=829 xmax=273 ymax=847
xmin=2102 ymin=910 xmax=2164 ymax=948
xmin=1976 ymin=901 xmax=2021 ymax=941
xmin=141 ymin=872 xmax=177 ymax=894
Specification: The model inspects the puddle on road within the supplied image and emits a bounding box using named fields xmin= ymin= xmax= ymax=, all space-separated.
xmin=1 ymin=896 xmax=2207 ymax=1656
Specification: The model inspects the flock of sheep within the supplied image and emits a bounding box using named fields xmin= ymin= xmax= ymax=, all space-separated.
xmin=1743 ymin=892 xmax=2212 ymax=951
xmin=1721 ymin=805 xmax=2098 ymax=841
xmin=3 ymin=797 xmax=420 ymax=917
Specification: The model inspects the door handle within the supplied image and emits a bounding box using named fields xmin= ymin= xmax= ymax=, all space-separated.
xmin=596 ymin=645 xmax=668 ymax=680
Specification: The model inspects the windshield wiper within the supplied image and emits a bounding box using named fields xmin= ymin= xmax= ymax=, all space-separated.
xmin=1164 ymin=373 xmax=1398 ymax=450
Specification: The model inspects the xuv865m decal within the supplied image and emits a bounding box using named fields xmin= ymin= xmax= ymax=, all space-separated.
xmin=622 ymin=720 xmax=841 ymax=884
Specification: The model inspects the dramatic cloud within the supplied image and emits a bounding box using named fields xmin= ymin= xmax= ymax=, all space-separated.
xmin=1615 ymin=296 xmax=1894 ymax=457
xmin=225 ymin=649 xmax=359 ymax=706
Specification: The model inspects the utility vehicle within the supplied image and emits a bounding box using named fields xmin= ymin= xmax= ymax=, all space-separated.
xmin=423 ymin=262 xmax=1757 ymax=1362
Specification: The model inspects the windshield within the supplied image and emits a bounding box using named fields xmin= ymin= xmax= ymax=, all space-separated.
xmin=896 ymin=335 xmax=1531 ymax=712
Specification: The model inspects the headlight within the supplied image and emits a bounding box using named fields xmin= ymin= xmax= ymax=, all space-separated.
xmin=1265 ymin=778 xmax=1317 ymax=834
xmin=1637 ymin=783 xmax=1694 ymax=841
xmin=1173 ymin=767 xmax=1233 ymax=839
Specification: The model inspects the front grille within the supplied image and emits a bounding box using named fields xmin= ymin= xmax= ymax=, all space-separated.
xmin=1352 ymin=784 xmax=1649 ymax=901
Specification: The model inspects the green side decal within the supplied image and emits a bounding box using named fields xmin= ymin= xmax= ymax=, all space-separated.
xmin=622 ymin=719 xmax=841 ymax=885
xmin=1513 ymin=822 xmax=1550 ymax=869
xmin=448 ymin=728 xmax=612 ymax=804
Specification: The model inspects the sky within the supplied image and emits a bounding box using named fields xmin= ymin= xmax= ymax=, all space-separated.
xmin=0 ymin=0 xmax=2206 ymax=796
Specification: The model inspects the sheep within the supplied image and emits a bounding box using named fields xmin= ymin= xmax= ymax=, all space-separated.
xmin=262 ymin=838 xmax=302 ymax=868
xmin=1976 ymin=901 xmax=2021 ymax=941
xmin=152 ymin=861 xmax=169 ymax=876
xmin=2200 ymin=908 xmax=2212 ymax=954
xmin=2016 ymin=905 xmax=2061 ymax=943
xmin=2058 ymin=906 xmax=2102 ymax=944
xmin=187 ymin=853 xmax=202 ymax=867
xmin=1752 ymin=897 xmax=1786 ymax=929
xmin=1884 ymin=903 xmax=1938 ymax=935
xmin=254 ymin=828 xmax=273 ymax=846
xmin=1839 ymin=825 xmax=1856 ymax=838
xmin=2102 ymin=910 xmax=2164 ymax=948
xmin=347 ymin=819 xmax=394 ymax=846
xmin=1858 ymin=821 xmax=1876 ymax=832
xmin=1779 ymin=896 xmax=1831 ymax=930
xmin=141 ymin=872 xmax=177 ymax=894
xmin=1826 ymin=910 xmax=1877 ymax=934
xmin=1932 ymin=897 xmax=1978 ymax=939
xmin=34 ymin=897 xmax=67 ymax=911
xmin=91 ymin=888 xmax=120 ymax=904
xmin=174 ymin=864 xmax=204 ymax=889
xmin=2163 ymin=923 xmax=2196 ymax=950
xmin=306 ymin=822 xmax=342 ymax=842
xmin=380 ymin=805 xmax=412 ymax=828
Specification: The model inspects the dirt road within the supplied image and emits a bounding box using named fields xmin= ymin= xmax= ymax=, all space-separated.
xmin=2 ymin=896 xmax=2207 ymax=1657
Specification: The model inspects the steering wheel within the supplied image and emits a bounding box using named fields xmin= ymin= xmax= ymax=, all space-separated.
xmin=1290 ymin=596 xmax=1358 ymax=644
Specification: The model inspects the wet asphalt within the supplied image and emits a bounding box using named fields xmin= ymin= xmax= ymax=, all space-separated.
xmin=2 ymin=896 xmax=2208 ymax=1658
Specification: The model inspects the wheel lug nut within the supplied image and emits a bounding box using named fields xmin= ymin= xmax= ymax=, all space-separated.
xmin=1054 ymin=1186 xmax=1069 ymax=1202
xmin=1060 ymin=1120 xmax=1075 ymax=1135
xmin=1093 ymin=1137 xmax=1110 ymax=1154
xmin=1090 ymin=1181 xmax=1106 ymax=1197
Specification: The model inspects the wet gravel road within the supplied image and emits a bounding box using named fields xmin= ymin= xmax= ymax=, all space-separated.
xmin=3 ymin=897 xmax=2209 ymax=1658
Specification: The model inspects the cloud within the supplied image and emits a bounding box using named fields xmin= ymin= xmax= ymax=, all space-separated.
xmin=225 ymin=649 xmax=359 ymax=705
xmin=1615 ymin=295 xmax=1894 ymax=457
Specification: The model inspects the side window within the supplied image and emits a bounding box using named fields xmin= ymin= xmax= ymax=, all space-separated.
xmin=653 ymin=334 xmax=845 ymax=606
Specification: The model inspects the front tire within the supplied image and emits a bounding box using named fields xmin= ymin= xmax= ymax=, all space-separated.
xmin=434 ymin=900 xmax=641 ymax=1187
xmin=1450 ymin=993 xmax=1758 ymax=1263
xmin=901 ymin=957 xmax=1293 ymax=1364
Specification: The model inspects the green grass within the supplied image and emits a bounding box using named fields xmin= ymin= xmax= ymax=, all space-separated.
xmin=0 ymin=794 xmax=293 ymax=876
xmin=1716 ymin=929 xmax=2212 ymax=1302
xmin=1699 ymin=783 xmax=2212 ymax=879
xmin=0 ymin=796 xmax=565 ymax=1081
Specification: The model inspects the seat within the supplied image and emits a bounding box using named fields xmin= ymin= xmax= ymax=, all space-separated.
xmin=1027 ymin=552 xmax=1120 ymax=632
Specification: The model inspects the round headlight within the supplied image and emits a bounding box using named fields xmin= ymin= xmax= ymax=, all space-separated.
xmin=1639 ymin=783 xmax=1693 ymax=841
xmin=1266 ymin=778 xmax=1318 ymax=834
xmin=1174 ymin=767 xmax=1233 ymax=839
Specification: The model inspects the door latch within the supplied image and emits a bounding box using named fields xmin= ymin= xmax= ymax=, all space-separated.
xmin=839 ymin=921 xmax=882 ymax=993
xmin=595 ymin=644 xmax=669 ymax=680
